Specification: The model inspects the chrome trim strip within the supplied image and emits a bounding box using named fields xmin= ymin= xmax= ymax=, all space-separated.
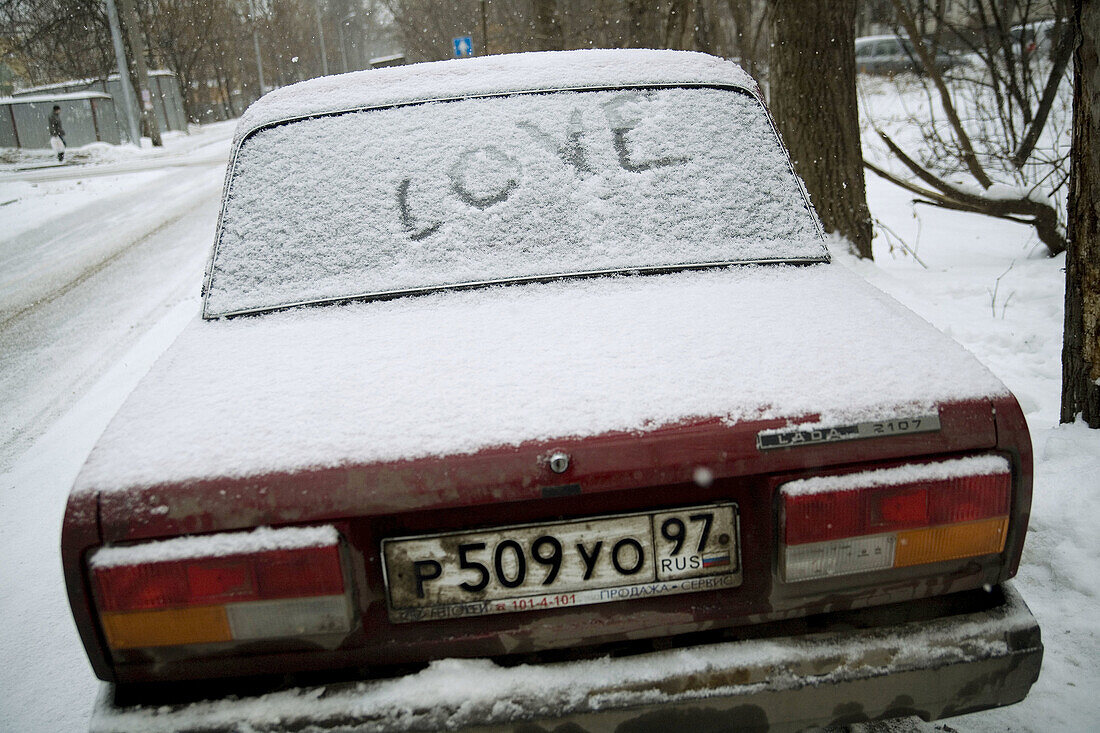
xmin=757 ymin=414 xmax=942 ymax=450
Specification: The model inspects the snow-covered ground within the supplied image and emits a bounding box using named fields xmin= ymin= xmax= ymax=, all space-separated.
xmin=854 ymin=70 xmax=1099 ymax=731
xmin=0 ymin=95 xmax=1097 ymax=733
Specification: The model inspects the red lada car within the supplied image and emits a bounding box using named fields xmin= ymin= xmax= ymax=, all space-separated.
xmin=65 ymin=49 xmax=1041 ymax=732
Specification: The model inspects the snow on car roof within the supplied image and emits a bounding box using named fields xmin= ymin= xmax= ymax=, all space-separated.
xmin=235 ymin=49 xmax=759 ymax=142
xmin=75 ymin=262 xmax=1008 ymax=494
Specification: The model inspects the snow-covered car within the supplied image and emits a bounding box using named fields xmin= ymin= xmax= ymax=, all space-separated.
xmin=855 ymin=34 xmax=957 ymax=75
xmin=65 ymin=50 xmax=1041 ymax=732
xmin=1011 ymin=19 xmax=1069 ymax=60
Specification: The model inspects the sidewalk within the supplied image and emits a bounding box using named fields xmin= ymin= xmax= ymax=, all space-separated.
xmin=0 ymin=119 xmax=236 ymax=182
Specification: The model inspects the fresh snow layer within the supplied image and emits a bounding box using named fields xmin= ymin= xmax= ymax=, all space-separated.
xmin=207 ymin=87 xmax=823 ymax=315
xmin=76 ymin=261 xmax=1007 ymax=494
xmin=780 ymin=455 xmax=1011 ymax=497
xmin=235 ymin=49 xmax=757 ymax=141
xmin=89 ymin=525 xmax=337 ymax=568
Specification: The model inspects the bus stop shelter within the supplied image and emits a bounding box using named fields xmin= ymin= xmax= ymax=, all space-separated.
xmin=0 ymin=91 xmax=121 ymax=149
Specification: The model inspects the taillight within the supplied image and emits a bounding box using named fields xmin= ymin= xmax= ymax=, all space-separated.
xmin=89 ymin=526 xmax=352 ymax=650
xmin=779 ymin=455 xmax=1011 ymax=582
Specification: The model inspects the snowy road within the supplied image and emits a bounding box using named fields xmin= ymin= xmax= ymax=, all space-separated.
xmin=0 ymin=130 xmax=229 ymax=732
xmin=1 ymin=145 xmax=227 ymax=462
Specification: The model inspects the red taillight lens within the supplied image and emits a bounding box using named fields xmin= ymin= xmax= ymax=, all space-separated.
xmin=876 ymin=487 xmax=928 ymax=526
xmin=783 ymin=490 xmax=862 ymax=545
xmin=187 ymin=562 xmax=253 ymax=602
xmin=94 ymin=563 xmax=190 ymax=612
xmin=931 ymin=472 xmax=1009 ymax=523
xmin=255 ymin=546 xmax=345 ymax=599
xmin=784 ymin=467 xmax=1010 ymax=546
xmin=94 ymin=545 xmax=344 ymax=612
xmin=90 ymin=527 xmax=352 ymax=649
xmin=780 ymin=456 xmax=1012 ymax=582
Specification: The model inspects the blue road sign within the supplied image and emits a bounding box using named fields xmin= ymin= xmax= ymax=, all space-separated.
xmin=453 ymin=36 xmax=474 ymax=58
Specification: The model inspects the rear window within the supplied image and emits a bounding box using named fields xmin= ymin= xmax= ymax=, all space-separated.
xmin=203 ymin=86 xmax=825 ymax=317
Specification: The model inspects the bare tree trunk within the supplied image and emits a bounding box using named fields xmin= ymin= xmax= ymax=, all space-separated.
xmin=769 ymin=0 xmax=873 ymax=258
xmin=174 ymin=73 xmax=192 ymax=124
xmin=625 ymin=0 xmax=659 ymax=48
xmin=726 ymin=0 xmax=768 ymax=82
xmin=1061 ymin=0 xmax=1100 ymax=426
xmin=665 ymin=0 xmax=689 ymax=48
xmin=692 ymin=1 xmax=712 ymax=53
xmin=219 ymin=66 xmax=236 ymax=118
xmin=532 ymin=0 xmax=563 ymax=50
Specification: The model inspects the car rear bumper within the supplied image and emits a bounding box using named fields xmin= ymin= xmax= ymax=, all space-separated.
xmin=90 ymin=583 xmax=1041 ymax=733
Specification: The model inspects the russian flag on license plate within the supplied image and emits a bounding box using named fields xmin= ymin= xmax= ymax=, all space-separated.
xmin=702 ymin=554 xmax=731 ymax=568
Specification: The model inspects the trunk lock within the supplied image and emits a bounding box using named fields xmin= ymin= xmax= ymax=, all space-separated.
xmin=548 ymin=452 xmax=570 ymax=474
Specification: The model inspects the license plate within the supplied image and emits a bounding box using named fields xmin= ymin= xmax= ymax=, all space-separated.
xmin=382 ymin=503 xmax=741 ymax=622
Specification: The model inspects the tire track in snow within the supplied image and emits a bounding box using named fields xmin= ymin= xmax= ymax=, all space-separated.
xmin=0 ymin=186 xmax=214 ymax=331
xmin=0 ymin=165 xmax=224 ymax=324
xmin=0 ymin=185 xmax=221 ymax=468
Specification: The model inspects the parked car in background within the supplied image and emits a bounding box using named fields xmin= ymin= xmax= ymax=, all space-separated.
xmin=65 ymin=49 xmax=1041 ymax=732
xmin=1011 ymin=18 xmax=1069 ymax=60
xmin=856 ymin=34 xmax=957 ymax=75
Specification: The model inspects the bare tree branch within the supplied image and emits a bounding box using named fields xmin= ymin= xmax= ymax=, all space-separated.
xmin=864 ymin=157 xmax=946 ymax=201
xmin=875 ymin=128 xmax=964 ymax=198
xmin=866 ymin=135 xmax=1066 ymax=256
xmin=890 ymin=0 xmax=993 ymax=188
xmin=1013 ymin=20 xmax=1077 ymax=167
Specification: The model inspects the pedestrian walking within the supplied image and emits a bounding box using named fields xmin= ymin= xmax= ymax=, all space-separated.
xmin=48 ymin=105 xmax=66 ymax=162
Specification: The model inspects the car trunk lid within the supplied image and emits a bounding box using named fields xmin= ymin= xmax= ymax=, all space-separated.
xmin=96 ymin=400 xmax=997 ymax=542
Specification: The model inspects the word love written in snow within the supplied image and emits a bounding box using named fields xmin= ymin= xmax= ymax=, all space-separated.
xmin=396 ymin=111 xmax=691 ymax=241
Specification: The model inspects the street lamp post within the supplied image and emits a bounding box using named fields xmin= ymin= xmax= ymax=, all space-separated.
xmin=480 ymin=0 xmax=489 ymax=55
xmin=248 ymin=0 xmax=266 ymax=95
xmin=337 ymin=14 xmax=355 ymax=73
xmin=117 ymin=0 xmax=162 ymax=146
xmin=315 ymin=0 xmax=330 ymax=76
xmin=103 ymin=0 xmax=141 ymax=145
